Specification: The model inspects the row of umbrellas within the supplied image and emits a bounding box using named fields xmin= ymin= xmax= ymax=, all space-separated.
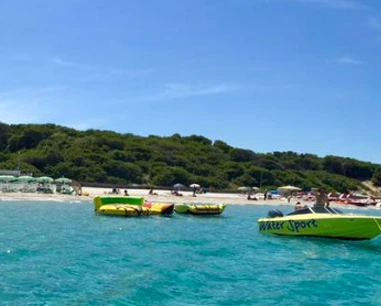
xmin=173 ymin=184 xmax=302 ymax=191
xmin=238 ymin=185 xmax=302 ymax=192
xmin=0 ymin=175 xmax=72 ymax=184
xmin=173 ymin=183 xmax=200 ymax=189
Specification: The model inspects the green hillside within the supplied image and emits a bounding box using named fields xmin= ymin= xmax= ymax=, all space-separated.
xmin=1 ymin=122 xmax=380 ymax=193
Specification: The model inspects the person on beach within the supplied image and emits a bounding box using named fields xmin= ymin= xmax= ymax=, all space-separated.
xmin=313 ymin=188 xmax=329 ymax=207
xmin=148 ymin=188 xmax=158 ymax=195
xmin=124 ymin=189 xmax=129 ymax=196
xmin=247 ymin=193 xmax=258 ymax=200
xmin=171 ymin=189 xmax=183 ymax=196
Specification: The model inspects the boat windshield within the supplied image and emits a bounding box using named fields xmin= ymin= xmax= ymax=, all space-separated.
xmin=287 ymin=206 xmax=343 ymax=216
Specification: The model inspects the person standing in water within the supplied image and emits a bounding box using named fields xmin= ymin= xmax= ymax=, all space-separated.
xmin=313 ymin=188 xmax=330 ymax=207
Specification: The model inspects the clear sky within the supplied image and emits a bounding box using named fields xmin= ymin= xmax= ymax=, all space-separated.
xmin=1 ymin=0 xmax=380 ymax=163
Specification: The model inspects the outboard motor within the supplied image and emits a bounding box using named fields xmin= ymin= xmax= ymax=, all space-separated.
xmin=267 ymin=209 xmax=283 ymax=218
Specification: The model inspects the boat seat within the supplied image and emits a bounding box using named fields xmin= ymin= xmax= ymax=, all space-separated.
xmin=267 ymin=209 xmax=283 ymax=218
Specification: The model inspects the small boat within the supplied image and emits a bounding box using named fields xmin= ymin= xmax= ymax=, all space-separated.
xmin=93 ymin=196 xmax=174 ymax=216
xmin=258 ymin=206 xmax=381 ymax=240
xmin=174 ymin=203 xmax=227 ymax=215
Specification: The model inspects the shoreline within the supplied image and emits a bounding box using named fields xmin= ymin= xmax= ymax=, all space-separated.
xmin=0 ymin=187 xmax=379 ymax=210
xmin=0 ymin=187 xmax=288 ymax=205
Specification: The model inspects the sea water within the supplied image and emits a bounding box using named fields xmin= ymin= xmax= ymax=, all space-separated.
xmin=0 ymin=200 xmax=381 ymax=306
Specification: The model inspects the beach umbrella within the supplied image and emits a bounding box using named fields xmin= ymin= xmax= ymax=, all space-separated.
xmin=173 ymin=183 xmax=185 ymax=189
xmin=37 ymin=176 xmax=54 ymax=183
xmin=55 ymin=177 xmax=72 ymax=184
xmin=0 ymin=175 xmax=17 ymax=183
xmin=238 ymin=186 xmax=251 ymax=191
xmin=278 ymin=185 xmax=301 ymax=192
xmin=16 ymin=175 xmax=36 ymax=183
xmin=251 ymin=187 xmax=260 ymax=194
xmin=190 ymin=183 xmax=200 ymax=188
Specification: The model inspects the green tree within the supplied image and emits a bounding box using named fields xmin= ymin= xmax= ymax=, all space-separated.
xmin=371 ymin=168 xmax=381 ymax=186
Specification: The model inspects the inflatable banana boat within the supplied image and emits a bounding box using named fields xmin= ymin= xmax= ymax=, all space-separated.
xmin=143 ymin=201 xmax=174 ymax=216
xmin=93 ymin=196 xmax=174 ymax=217
xmin=174 ymin=203 xmax=227 ymax=215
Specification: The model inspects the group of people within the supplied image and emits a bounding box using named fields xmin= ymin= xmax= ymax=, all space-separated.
xmin=294 ymin=188 xmax=330 ymax=210
xmin=110 ymin=187 xmax=160 ymax=197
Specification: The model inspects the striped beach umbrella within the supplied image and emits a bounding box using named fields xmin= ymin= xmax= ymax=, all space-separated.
xmin=238 ymin=186 xmax=251 ymax=191
xmin=16 ymin=176 xmax=36 ymax=183
xmin=0 ymin=175 xmax=17 ymax=183
xmin=55 ymin=177 xmax=72 ymax=184
xmin=36 ymin=176 xmax=54 ymax=183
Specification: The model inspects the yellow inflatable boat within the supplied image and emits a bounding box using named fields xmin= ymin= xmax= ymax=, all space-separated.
xmin=96 ymin=204 xmax=151 ymax=216
xmin=93 ymin=196 xmax=174 ymax=217
xmin=174 ymin=203 xmax=227 ymax=215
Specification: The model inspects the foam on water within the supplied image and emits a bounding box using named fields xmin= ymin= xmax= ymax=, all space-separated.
xmin=0 ymin=201 xmax=380 ymax=305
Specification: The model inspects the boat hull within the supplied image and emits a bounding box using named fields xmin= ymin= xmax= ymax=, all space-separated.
xmin=95 ymin=203 xmax=174 ymax=217
xmin=174 ymin=204 xmax=227 ymax=215
xmin=258 ymin=214 xmax=381 ymax=240
xmin=96 ymin=204 xmax=150 ymax=217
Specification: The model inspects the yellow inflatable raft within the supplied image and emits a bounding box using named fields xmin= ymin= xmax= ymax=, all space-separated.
xmin=93 ymin=196 xmax=174 ymax=217
xmin=96 ymin=204 xmax=151 ymax=217
xmin=174 ymin=203 xmax=227 ymax=215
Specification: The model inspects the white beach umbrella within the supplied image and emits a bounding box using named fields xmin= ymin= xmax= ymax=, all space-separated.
xmin=37 ymin=176 xmax=54 ymax=183
xmin=238 ymin=186 xmax=251 ymax=191
xmin=55 ymin=177 xmax=72 ymax=184
xmin=0 ymin=175 xmax=17 ymax=183
xmin=16 ymin=175 xmax=36 ymax=183
xmin=173 ymin=183 xmax=185 ymax=189
xmin=190 ymin=183 xmax=200 ymax=188
xmin=278 ymin=185 xmax=301 ymax=192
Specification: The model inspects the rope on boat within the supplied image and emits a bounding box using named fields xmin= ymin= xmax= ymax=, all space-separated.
xmin=373 ymin=218 xmax=381 ymax=232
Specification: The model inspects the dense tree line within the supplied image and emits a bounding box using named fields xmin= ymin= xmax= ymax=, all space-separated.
xmin=0 ymin=123 xmax=380 ymax=192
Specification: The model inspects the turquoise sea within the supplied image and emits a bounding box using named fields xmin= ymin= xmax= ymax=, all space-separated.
xmin=1 ymin=200 xmax=381 ymax=306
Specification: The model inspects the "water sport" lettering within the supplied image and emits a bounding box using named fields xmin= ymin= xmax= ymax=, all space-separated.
xmin=259 ymin=221 xmax=285 ymax=231
xmin=259 ymin=219 xmax=318 ymax=233
xmin=287 ymin=219 xmax=318 ymax=232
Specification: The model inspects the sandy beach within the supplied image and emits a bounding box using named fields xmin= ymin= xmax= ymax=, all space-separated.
xmin=0 ymin=186 xmax=298 ymax=206
xmin=0 ymin=186 xmax=365 ymax=210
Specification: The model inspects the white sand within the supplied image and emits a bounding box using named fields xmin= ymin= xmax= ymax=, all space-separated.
xmin=0 ymin=186 xmax=293 ymax=206
xmin=0 ymin=186 xmax=360 ymax=209
xmin=84 ymin=187 xmax=292 ymax=205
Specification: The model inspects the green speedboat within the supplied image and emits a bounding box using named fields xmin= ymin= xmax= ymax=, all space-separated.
xmin=258 ymin=206 xmax=381 ymax=240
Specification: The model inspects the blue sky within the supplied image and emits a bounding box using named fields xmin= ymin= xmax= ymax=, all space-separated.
xmin=1 ymin=0 xmax=381 ymax=163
